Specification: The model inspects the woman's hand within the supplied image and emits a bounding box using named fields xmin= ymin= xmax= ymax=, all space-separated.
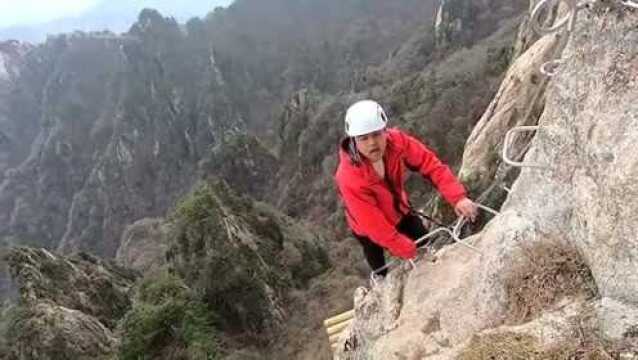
xmin=454 ymin=197 xmax=478 ymax=222
xmin=388 ymin=236 xmax=417 ymax=259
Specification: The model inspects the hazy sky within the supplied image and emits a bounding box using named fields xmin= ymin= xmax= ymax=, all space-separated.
xmin=0 ymin=0 xmax=234 ymax=28
xmin=0 ymin=0 xmax=95 ymax=28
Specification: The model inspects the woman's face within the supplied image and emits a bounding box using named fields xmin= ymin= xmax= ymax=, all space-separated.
xmin=355 ymin=130 xmax=387 ymax=162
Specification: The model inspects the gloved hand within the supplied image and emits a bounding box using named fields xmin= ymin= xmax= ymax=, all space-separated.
xmin=387 ymin=236 xmax=417 ymax=259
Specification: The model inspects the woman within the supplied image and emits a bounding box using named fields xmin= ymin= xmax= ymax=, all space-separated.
xmin=335 ymin=100 xmax=478 ymax=275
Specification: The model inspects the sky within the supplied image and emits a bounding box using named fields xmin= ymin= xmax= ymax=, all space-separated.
xmin=0 ymin=0 xmax=235 ymax=42
xmin=0 ymin=0 xmax=101 ymax=28
xmin=0 ymin=0 xmax=236 ymax=28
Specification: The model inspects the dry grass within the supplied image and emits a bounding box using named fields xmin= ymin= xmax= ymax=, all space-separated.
xmin=543 ymin=311 xmax=638 ymax=360
xmin=504 ymin=240 xmax=598 ymax=324
xmin=457 ymin=332 xmax=543 ymax=360
xmin=458 ymin=325 xmax=638 ymax=360
xmin=459 ymin=239 xmax=636 ymax=360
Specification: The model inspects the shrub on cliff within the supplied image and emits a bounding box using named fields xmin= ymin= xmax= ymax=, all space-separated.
xmin=119 ymin=271 xmax=219 ymax=360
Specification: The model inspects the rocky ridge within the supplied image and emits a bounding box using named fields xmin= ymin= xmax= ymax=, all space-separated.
xmin=3 ymin=177 xmax=329 ymax=359
xmin=4 ymin=247 xmax=137 ymax=359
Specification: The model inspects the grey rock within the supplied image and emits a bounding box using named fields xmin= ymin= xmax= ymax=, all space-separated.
xmin=4 ymin=246 xmax=137 ymax=359
xmin=597 ymin=297 xmax=638 ymax=340
xmin=6 ymin=247 xmax=137 ymax=328
xmin=6 ymin=302 xmax=118 ymax=360
xmin=459 ymin=32 xmax=562 ymax=194
xmin=115 ymin=217 xmax=169 ymax=273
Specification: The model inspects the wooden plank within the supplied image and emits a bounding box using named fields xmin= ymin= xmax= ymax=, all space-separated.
xmin=323 ymin=309 xmax=355 ymax=328
xmin=326 ymin=320 xmax=351 ymax=336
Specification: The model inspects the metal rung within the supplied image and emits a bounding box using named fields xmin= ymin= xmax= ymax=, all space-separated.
xmin=531 ymin=0 xmax=581 ymax=35
xmin=368 ymin=226 xmax=455 ymax=284
xmin=502 ymin=126 xmax=548 ymax=168
xmin=370 ymin=260 xmax=395 ymax=286
xmin=622 ymin=0 xmax=638 ymax=8
xmin=477 ymin=203 xmax=500 ymax=216
xmin=530 ymin=0 xmax=576 ymax=35
xmin=444 ymin=225 xmax=483 ymax=254
xmin=449 ymin=202 xmax=500 ymax=248
xmin=369 ymin=202 xmax=500 ymax=285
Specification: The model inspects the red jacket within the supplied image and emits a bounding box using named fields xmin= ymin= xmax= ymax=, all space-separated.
xmin=335 ymin=128 xmax=466 ymax=256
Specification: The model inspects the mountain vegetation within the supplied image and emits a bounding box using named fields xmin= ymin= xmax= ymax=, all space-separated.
xmin=0 ymin=0 xmax=534 ymax=358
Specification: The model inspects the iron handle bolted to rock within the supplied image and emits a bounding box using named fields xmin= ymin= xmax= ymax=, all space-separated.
xmin=450 ymin=203 xmax=500 ymax=239
xmin=369 ymin=203 xmax=499 ymax=286
xmin=502 ymin=126 xmax=550 ymax=169
xmin=531 ymin=0 xmax=583 ymax=35
xmin=368 ymin=227 xmax=457 ymax=285
xmin=531 ymin=0 xmax=638 ymax=36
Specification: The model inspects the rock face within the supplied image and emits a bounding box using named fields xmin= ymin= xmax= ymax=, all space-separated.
xmin=274 ymin=89 xmax=348 ymax=219
xmin=5 ymin=246 xmax=138 ymax=359
xmin=7 ymin=302 xmax=119 ymax=360
xmin=0 ymin=11 xmax=235 ymax=257
xmin=434 ymin=0 xmax=526 ymax=48
xmin=335 ymin=5 xmax=638 ymax=359
xmin=114 ymin=218 xmax=169 ymax=273
xmin=516 ymin=6 xmax=638 ymax=335
xmin=0 ymin=40 xmax=34 ymax=184
xmin=458 ymin=32 xmax=563 ymax=196
xmin=201 ymin=132 xmax=280 ymax=201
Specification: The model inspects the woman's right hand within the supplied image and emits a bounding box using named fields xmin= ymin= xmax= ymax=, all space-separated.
xmin=454 ymin=197 xmax=479 ymax=222
xmin=388 ymin=237 xmax=417 ymax=259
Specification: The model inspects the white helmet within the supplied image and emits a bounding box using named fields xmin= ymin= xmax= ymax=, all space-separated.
xmin=344 ymin=100 xmax=388 ymax=137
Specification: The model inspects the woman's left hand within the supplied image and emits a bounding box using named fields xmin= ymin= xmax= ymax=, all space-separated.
xmin=454 ymin=197 xmax=478 ymax=222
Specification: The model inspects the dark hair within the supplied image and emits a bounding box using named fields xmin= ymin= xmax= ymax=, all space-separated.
xmin=348 ymin=138 xmax=362 ymax=165
xmin=341 ymin=137 xmax=362 ymax=166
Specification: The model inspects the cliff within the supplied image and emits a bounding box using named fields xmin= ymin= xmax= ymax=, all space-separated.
xmin=336 ymin=4 xmax=638 ymax=359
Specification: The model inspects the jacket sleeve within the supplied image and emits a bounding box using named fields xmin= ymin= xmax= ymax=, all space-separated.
xmin=399 ymin=130 xmax=467 ymax=206
xmin=337 ymin=181 xmax=416 ymax=259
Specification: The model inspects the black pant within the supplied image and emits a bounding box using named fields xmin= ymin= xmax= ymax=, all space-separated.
xmin=354 ymin=213 xmax=429 ymax=276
